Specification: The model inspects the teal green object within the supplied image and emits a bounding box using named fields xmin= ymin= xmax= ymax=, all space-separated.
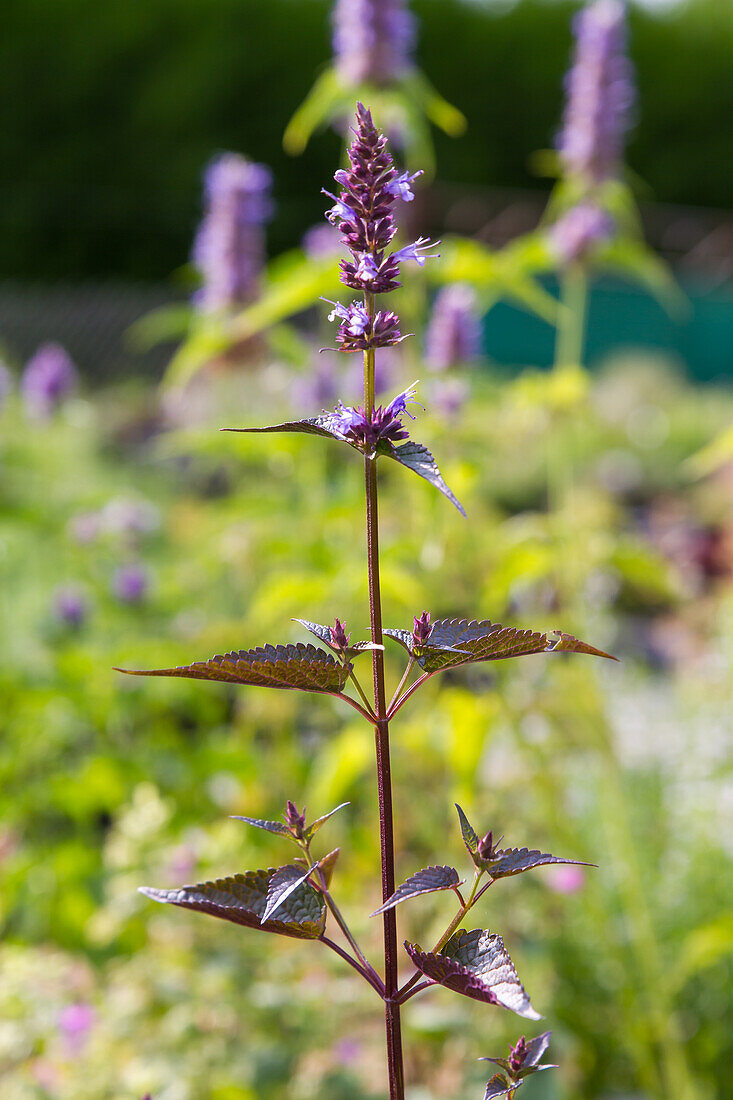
xmin=483 ymin=278 xmax=733 ymax=382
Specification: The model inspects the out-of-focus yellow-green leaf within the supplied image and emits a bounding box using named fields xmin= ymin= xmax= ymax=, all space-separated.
xmin=230 ymin=253 xmax=341 ymax=342
xmin=306 ymin=724 xmax=372 ymax=808
xmin=283 ymin=67 xmax=345 ymax=155
xmin=685 ymin=422 xmax=733 ymax=478
xmin=600 ymin=237 xmax=688 ymax=318
xmin=127 ymin=303 xmax=193 ymax=351
xmin=401 ymin=71 xmax=467 ymax=137
xmin=671 ymin=915 xmax=733 ymax=993
xmin=161 ymin=321 xmax=230 ymax=390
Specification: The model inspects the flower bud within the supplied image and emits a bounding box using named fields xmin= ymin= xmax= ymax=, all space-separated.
xmin=285 ymin=800 xmax=307 ymax=838
xmin=509 ymin=1035 xmax=527 ymax=1076
xmin=412 ymin=610 xmax=432 ymax=647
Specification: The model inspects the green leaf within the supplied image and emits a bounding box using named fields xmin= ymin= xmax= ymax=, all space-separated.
xmin=600 ymin=237 xmax=687 ymax=318
xmin=371 ymin=865 xmax=462 ymax=916
xmin=405 ymin=929 xmax=540 ymax=1019
xmin=228 ymin=252 xmax=341 ymax=341
xmin=140 ymin=868 xmax=326 ymax=939
xmin=455 ymin=803 xmax=481 ymax=862
xmin=483 ymin=1074 xmax=513 ymax=1100
xmin=283 ymin=67 xmax=347 ymax=155
xmin=115 ymin=642 xmax=350 ymax=695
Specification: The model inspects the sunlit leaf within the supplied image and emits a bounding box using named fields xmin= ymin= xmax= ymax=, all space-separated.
xmin=262 ymin=864 xmax=319 ymax=923
xmin=116 ymin=642 xmax=350 ymax=695
xmin=283 ymin=67 xmax=348 ymax=155
xmin=140 ymin=868 xmax=325 ymax=939
xmin=483 ymin=1074 xmax=513 ymax=1100
xmin=293 ymin=619 xmax=383 ymax=658
xmin=455 ymin=803 xmax=482 ymax=862
xmin=371 ymin=865 xmax=462 ymax=916
xmin=405 ymin=929 xmax=540 ymax=1019
xmin=231 ymin=815 xmax=293 ymax=838
xmin=484 ymin=847 xmax=594 ymax=880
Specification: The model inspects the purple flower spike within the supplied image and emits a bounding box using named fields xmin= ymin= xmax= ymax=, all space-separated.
xmin=113 ymin=563 xmax=149 ymax=604
xmin=53 ymin=585 xmax=89 ymax=629
xmin=193 ymin=153 xmax=273 ymax=312
xmin=330 ymin=382 xmax=420 ymax=455
xmin=425 ymin=284 xmax=482 ymax=370
xmin=558 ymin=0 xmax=635 ymax=184
xmin=323 ymin=298 xmax=410 ymax=353
xmin=332 ymin=0 xmax=417 ymax=87
xmin=22 ymin=343 xmax=77 ymax=419
xmin=551 ymin=203 xmax=615 ymax=264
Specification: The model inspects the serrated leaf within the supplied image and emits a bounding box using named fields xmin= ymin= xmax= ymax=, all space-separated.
xmin=383 ymin=627 xmax=468 ymax=663
xmin=224 ymin=414 xmax=345 ymax=444
xmin=380 ymin=440 xmax=466 ymax=517
xmin=116 ymin=642 xmax=349 ymax=695
xmin=455 ymin=804 xmax=481 ymax=861
xmin=371 ymin=865 xmax=462 ymax=916
xmin=484 ymin=847 xmax=593 ymax=879
xmin=480 ymin=1032 xmax=554 ymax=1074
xmin=230 ymin=815 xmax=293 ymax=838
xmin=262 ymin=864 xmax=319 ymax=923
xmin=404 ymin=618 xmax=616 ymax=673
xmin=383 ymin=628 xmax=414 ymax=652
xmin=483 ymin=1074 xmax=513 ymax=1100
xmin=303 ymin=802 xmax=350 ymax=842
xmin=405 ymin=929 xmax=540 ymax=1019
xmin=292 ymin=619 xmax=382 ymax=658
xmin=317 ymin=847 xmax=340 ymax=888
xmin=139 ymin=868 xmax=325 ymax=939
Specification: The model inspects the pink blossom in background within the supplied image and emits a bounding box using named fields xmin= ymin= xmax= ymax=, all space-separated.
xmin=546 ymin=864 xmax=585 ymax=894
xmin=58 ymin=1003 xmax=95 ymax=1056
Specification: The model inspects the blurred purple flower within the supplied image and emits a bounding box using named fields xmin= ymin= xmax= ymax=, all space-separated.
xmin=192 ymin=153 xmax=273 ymax=312
xmin=558 ymin=0 xmax=635 ymax=184
xmin=301 ymin=223 xmax=341 ymax=258
xmin=101 ymin=497 xmax=161 ymax=539
xmin=550 ymin=202 xmax=615 ymax=264
xmin=53 ymin=585 xmax=89 ymax=629
xmin=425 ymin=284 xmax=482 ymax=370
xmin=294 ymin=358 xmax=341 ymax=411
xmin=21 ymin=343 xmax=77 ymax=419
xmin=112 ymin=563 xmax=149 ymax=604
xmin=431 ymin=377 xmax=469 ymax=419
xmin=68 ymin=511 xmax=101 ymax=545
xmin=546 ymin=864 xmax=585 ymax=894
xmin=333 ymin=0 xmax=416 ymax=86
xmin=58 ymin=1003 xmax=95 ymax=1056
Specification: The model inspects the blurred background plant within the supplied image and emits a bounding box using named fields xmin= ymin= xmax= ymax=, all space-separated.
xmin=1 ymin=0 xmax=732 ymax=1098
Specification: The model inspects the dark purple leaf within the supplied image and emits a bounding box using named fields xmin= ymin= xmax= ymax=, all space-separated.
xmin=455 ymin=804 xmax=482 ymax=863
xmin=303 ymin=802 xmax=350 ymax=842
xmin=485 ymin=847 xmax=594 ymax=880
xmin=404 ymin=618 xmax=616 ymax=673
xmin=139 ymin=868 xmax=325 ymax=939
xmin=262 ymin=864 xmax=319 ymax=923
xmin=483 ymin=1074 xmax=513 ymax=1100
xmin=230 ymin=815 xmax=293 ymax=838
xmin=405 ymin=929 xmax=540 ymax=1019
xmin=383 ymin=628 xmax=414 ymax=652
xmin=224 ymin=414 xmax=347 ymax=443
xmin=378 ymin=440 xmax=466 ymax=516
xmin=116 ymin=642 xmax=350 ymax=695
xmin=480 ymin=1032 xmax=553 ymax=1074
xmin=292 ymin=619 xmax=382 ymax=658
xmin=371 ymin=865 xmax=462 ymax=916
xmin=316 ymin=847 xmax=340 ymax=888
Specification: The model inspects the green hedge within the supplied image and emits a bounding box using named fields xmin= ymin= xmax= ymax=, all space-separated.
xmin=2 ymin=0 xmax=731 ymax=282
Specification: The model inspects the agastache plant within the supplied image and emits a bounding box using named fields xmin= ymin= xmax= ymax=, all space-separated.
xmin=120 ymin=105 xmax=616 ymax=1098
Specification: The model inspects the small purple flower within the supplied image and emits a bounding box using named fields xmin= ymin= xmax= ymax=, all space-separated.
xmin=53 ymin=585 xmax=89 ymax=629
xmin=112 ymin=563 xmax=149 ymax=604
xmin=546 ymin=864 xmax=585 ymax=894
xmin=322 ymin=190 xmax=359 ymax=227
xmin=557 ymin=0 xmax=635 ymax=184
xmin=385 ymin=170 xmax=423 ymax=202
xmin=330 ymin=383 xmax=419 ymax=454
xmin=425 ymin=284 xmax=482 ymax=370
xmin=193 ymin=153 xmax=273 ymax=312
xmin=391 ymin=236 xmax=441 ymax=267
xmin=58 ymin=1003 xmax=95 ymax=1056
xmin=550 ymin=203 xmax=615 ymax=264
xmin=21 ymin=343 xmax=77 ymax=419
xmin=332 ymin=0 xmax=417 ymax=87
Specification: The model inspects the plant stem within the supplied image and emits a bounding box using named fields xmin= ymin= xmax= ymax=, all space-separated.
xmin=388 ymin=657 xmax=415 ymax=713
xmin=555 ymin=263 xmax=588 ymax=373
xmin=389 ymin=670 xmax=434 ymax=719
xmin=348 ymin=667 xmax=377 ymax=720
xmin=319 ymin=935 xmax=385 ymax=997
xmin=364 ymin=310 xmax=405 ymax=1100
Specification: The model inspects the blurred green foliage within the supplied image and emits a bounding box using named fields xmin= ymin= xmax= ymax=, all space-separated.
xmin=1 ymin=354 xmax=732 ymax=1097
xmin=2 ymin=0 xmax=732 ymax=283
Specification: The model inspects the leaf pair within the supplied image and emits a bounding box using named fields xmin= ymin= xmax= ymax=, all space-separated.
xmin=481 ymin=1032 xmax=557 ymax=1099
xmin=224 ymin=417 xmax=466 ymax=516
xmin=455 ymin=804 xmax=594 ymax=878
xmin=232 ymin=801 xmax=349 ymax=846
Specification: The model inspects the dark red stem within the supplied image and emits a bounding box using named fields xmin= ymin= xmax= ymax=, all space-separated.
xmin=365 ymin=453 xmax=405 ymax=1100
